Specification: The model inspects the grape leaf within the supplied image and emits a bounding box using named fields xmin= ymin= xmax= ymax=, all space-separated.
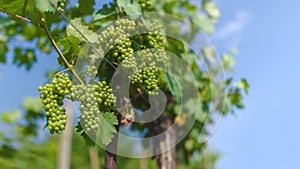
xmin=57 ymin=36 xmax=81 ymax=66
xmin=203 ymin=1 xmax=220 ymax=20
xmin=163 ymin=71 xmax=181 ymax=97
xmin=201 ymin=46 xmax=216 ymax=63
xmin=96 ymin=112 xmax=118 ymax=146
xmin=222 ymin=53 xmax=235 ymax=73
xmin=1 ymin=110 xmax=21 ymax=123
xmin=0 ymin=0 xmax=25 ymax=15
xmin=93 ymin=3 xmax=117 ymax=21
xmin=75 ymin=122 xmax=96 ymax=146
xmin=79 ymin=0 xmax=94 ymax=15
xmin=81 ymin=131 xmax=96 ymax=147
xmin=13 ymin=48 xmax=37 ymax=70
xmin=0 ymin=0 xmax=40 ymax=22
xmin=235 ymin=78 xmax=249 ymax=94
xmin=181 ymin=53 xmax=198 ymax=65
xmin=22 ymin=97 xmax=43 ymax=113
xmin=191 ymin=14 xmax=214 ymax=35
xmin=117 ymin=0 xmax=141 ymax=18
xmin=66 ymin=18 xmax=98 ymax=43
xmin=34 ymin=0 xmax=58 ymax=13
xmin=0 ymin=16 xmax=15 ymax=30
xmin=93 ymin=11 xmax=116 ymax=21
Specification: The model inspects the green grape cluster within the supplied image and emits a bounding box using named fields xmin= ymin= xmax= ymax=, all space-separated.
xmin=96 ymin=18 xmax=168 ymax=95
xmin=85 ymin=65 xmax=98 ymax=83
xmin=136 ymin=49 xmax=167 ymax=67
xmin=95 ymin=81 xmax=116 ymax=111
xmin=71 ymin=80 xmax=116 ymax=133
xmin=57 ymin=0 xmax=65 ymax=12
xmin=138 ymin=0 xmax=151 ymax=9
xmin=98 ymin=19 xmax=136 ymax=62
xmin=121 ymin=56 xmax=137 ymax=75
xmin=38 ymin=73 xmax=72 ymax=134
xmin=120 ymin=49 xmax=166 ymax=95
xmin=131 ymin=67 xmax=160 ymax=95
xmin=86 ymin=65 xmax=98 ymax=77
xmin=146 ymin=21 xmax=165 ymax=49
xmin=72 ymin=84 xmax=101 ymax=133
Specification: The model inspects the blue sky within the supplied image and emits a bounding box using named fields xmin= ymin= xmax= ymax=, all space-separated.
xmin=0 ymin=0 xmax=300 ymax=169
xmin=210 ymin=0 xmax=300 ymax=169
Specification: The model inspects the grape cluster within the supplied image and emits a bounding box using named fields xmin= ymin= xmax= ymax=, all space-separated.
xmin=146 ymin=21 xmax=165 ymax=49
xmin=136 ymin=49 xmax=167 ymax=67
xmin=96 ymin=18 xmax=168 ymax=95
xmin=38 ymin=73 xmax=72 ymax=134
xmin=97 ymin=19 xmax=136 ymax=62
xmin=95 ymin=81 xmax=116 ymax=111
xmin=86 ymin=65 xmax=98 ymax=77
xmin=71 ymin=81 xmax=116 ymax=133
xmin=129 ymin=21 xmax=167 ymax=95
xmin=139 ymin=0 xmax=151 ymax=9
xmin=120 ymin=56 xmax=137 ymax=75
xmin=57 ymin=0 xmax=65 ymax=12
xmin=72 ymin=84 xmax=101 ymax=133
xmin=131 ymin=67 xmax=160 ymax=95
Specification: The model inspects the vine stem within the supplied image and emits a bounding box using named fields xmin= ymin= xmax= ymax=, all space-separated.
xmin=0 ymin=7 xmax=85 ymax=85
xmin=0 ymin=7 xmax=41 ymax=28
xmin=53 ymin=69 xmax=69 ymax=78
xmin=41 ymin=24 xmax=84 ymax=85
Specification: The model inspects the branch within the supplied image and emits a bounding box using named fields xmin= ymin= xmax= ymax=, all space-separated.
xmin=0 ymin=7 xmax=41 ymax=28
xmin=42 ymin=24 xmax=84 ymax=85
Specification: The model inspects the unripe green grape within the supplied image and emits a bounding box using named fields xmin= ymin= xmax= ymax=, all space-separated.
xmin=38 ymin=73 xmax=72 ymax=134
xmin=138 ymin=0 xmax=151 ymax=9
xmin=57 ymin=0 xmax=65 ymax=12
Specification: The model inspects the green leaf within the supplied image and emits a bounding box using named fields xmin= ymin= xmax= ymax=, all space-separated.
xmin=235 ymin=78 xmax=249 ymax=94
xmin=181 ymin=53 xmax=198 ymax=65
xmin=34 ymin=0 xmax=58 ymax=13
xmin=13 ymin=48 xmax=36 ymax=70
xmin=0 ymin=16 xmax=15 ymax=30
xmin=103 ymin=112 xmax=119 ymax=125
xmin=96 ymin=112 xmax=118 ymax=146
xmin=174 ymin=105 xmax=181 ymax=115
xmin=201 ymin=46 xmax=216 ymax=62
xmin=79 ymin=0 xmax=94 ymax=15
xmin=0 ymin=36 xmax=8 ymax=63
xmin=163 ymin=71 xmax=180 ymax=96
xmin=0 ymin=0 xmax=25 ymax=15
xmin=1 ymin=110 xmax=21 ymax=123
xmin=183 ymin=98 xmax=199 ymax=113
xmin=118 ymin=0 xmax=141 ymax=18
xmin=184 ymin=139 xmax=194 ymax=152
xmin=66 ymin=18 xmax=98 ymax=43
xmin=22 ymin=97 xmax=43 ymax=113
xmin=203 ymin=2 xmax=220 ymax=20
xmin=57 ymin=35 xmax=81 ymax=66
xmin=192 ymin=14 xmax=214 ymax=35
xmin=0 ymin=0 xmax=40 ymax=22
xmin=166 ymin=37 xmax=185 ymax=55
xmin=181 ymin=1 xmax=198 ymax=13
xmin=93 ymin=3 xmax=117 ymax=22
xmin=75 ymin=122 xmax=95 ymax=146
xmin=93 ymin=11 xmax=116 ymax=21
xmin=222 ymin=53 xmax=235 ymax=73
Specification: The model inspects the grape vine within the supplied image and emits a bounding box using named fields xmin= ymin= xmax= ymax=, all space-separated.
xmin=0 ymin=0 xmax=249 ymax=169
